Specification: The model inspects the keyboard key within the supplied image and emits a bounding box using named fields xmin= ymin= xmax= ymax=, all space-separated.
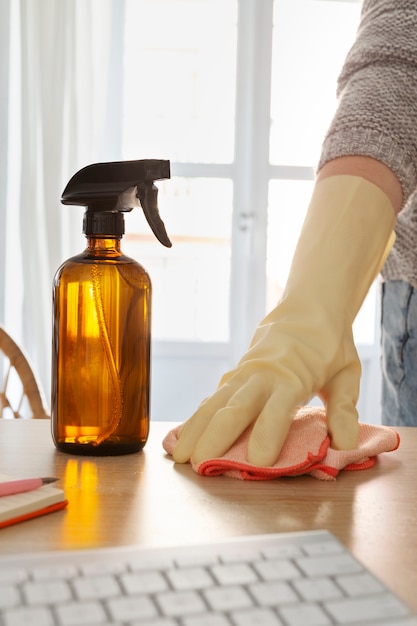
xmin=325 ymin=594 xmax=410 ymax=623
xmin=220 ymin=548 xmax=261 ymax=564
xmin=279 ymin=602 xmax=332 ymax=626
xmin=0 ymin=569 xmax=27 ymax=586
xmin=0 ymin=586 xmax=20 ymax=610
xmin=262 ymin=545 xmax=303 ymax=560
xmin=107 ymin=594 xmax=158 ymax=621
xmin=72 ymin=574 xmax=121 ymax=600
xmin=56 ymin=600 xmax=107 ymax=625
xmin=292 ymin=576 xmax=343 ymax=601
xmin=302 ymin=540 xmax=344 ymax=556
xmin=204 ymin=585 xmax=254 ymax=611
xmin=296 ymin=554 xmax=362 ymax=577
xmin=211 ymin=563 xmax=258 ymax=585
xmin=231 ymin=607 xmax=284 ymax=626
xmin=23 ymin=580 xmax=72 ymax=605
xmin=4 ymin=606 xmax=54 ymax=626
xmin=167 ymin=566 xmax=214 ymax=590
xmin=121 ymin=570 xmax=169 ymax=594
xmin=183 ymin=613 xmax=231 ymax=626
xmin=254 ymin=559 xmax=301 ymax=581
xmin=156 ymin=590 xmax=207 ymax=617
xmin=249 ymin=581 xmax=298 ymax=606
xmin=335 ymin=572 xmax=384 ymax=597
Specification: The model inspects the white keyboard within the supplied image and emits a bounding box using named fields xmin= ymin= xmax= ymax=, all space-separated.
xmin=0 ymin=530 xmax=415 ymax=626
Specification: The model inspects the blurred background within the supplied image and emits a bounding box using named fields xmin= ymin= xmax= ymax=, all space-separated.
xmin=1 ymin=0 xmax=379 ymax=424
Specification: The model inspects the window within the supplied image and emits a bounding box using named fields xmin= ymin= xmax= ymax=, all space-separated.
xmin=118 ymin=0 xmax=376 ymax=422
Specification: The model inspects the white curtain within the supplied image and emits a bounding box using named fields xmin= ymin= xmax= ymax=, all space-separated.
xmin=1 ymin=0 xmax=114 ymax=403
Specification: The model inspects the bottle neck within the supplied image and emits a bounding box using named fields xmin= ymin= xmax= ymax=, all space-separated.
xmin=86 ymin=236 xmax=122 ymax=257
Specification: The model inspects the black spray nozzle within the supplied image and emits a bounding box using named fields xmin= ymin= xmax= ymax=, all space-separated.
xmin=61 ymin=159 xmax=172 ymax=247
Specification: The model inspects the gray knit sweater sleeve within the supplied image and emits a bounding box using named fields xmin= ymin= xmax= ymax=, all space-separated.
xmin=318 ymin=0 xmax=417 ymax=203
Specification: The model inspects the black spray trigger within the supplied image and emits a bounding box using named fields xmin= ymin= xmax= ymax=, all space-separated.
xmin=136 ymin=180 xmax=172 ymax=248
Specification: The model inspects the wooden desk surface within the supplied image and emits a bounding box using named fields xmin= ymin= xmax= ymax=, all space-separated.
xmin=0 ymin=419 xmax=416 ymax=611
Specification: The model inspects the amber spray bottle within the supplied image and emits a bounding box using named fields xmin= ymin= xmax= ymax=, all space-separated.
xmin=51 ymin=159 xmax=171 ymax=455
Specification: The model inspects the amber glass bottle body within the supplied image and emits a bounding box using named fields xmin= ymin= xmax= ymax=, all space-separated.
xmin=51 ymin=237 xmax=151 ymax=455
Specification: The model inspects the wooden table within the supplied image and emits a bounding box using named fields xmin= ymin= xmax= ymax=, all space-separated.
xmin=0 ymin=419 xmax=416 ymax=612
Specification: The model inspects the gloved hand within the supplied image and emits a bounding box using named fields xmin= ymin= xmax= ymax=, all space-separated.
xmin=173 ymin=176 xmax=396 ymax=467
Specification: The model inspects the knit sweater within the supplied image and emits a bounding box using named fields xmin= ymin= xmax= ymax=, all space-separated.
xmin=318 ymin=0 xmax=417 ymax=288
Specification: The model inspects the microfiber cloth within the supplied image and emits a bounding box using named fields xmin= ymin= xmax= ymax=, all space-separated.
xmin=162 ymin=406 xmax=400 ymax=481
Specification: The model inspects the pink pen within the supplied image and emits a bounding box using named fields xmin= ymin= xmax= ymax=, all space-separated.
xmin=0 ymin=477 xmax=58 ymax=497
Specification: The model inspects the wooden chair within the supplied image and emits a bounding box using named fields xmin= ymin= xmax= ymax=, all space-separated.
xmin=0 ymin=325 xmax=50 ymax=419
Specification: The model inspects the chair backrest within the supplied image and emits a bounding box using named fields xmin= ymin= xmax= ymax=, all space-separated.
xmin=0 ymin=325 xmax=50 ymax=419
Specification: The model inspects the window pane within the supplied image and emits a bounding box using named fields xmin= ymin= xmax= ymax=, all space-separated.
xmin=123 ymin=0 xmax=237 ymax=163
xmin=123 ymin=178 xmax=233 ymax=341
xmin=270 ymin=0 xmax=361 ymax=166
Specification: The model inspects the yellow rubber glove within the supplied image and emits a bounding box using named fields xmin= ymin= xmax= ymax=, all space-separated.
xmin=173 ymin=176 xmax=396 ymax=467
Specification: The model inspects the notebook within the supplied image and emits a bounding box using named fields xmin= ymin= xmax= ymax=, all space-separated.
xmin=0 ymin=529 xmax=415 ymax=625
xmin=0 ymin=474 xmax=68 ymax=529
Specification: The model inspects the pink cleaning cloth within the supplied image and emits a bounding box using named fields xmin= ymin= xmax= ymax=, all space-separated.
xmin=162 ymin=406 xmax=400 ymax=481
